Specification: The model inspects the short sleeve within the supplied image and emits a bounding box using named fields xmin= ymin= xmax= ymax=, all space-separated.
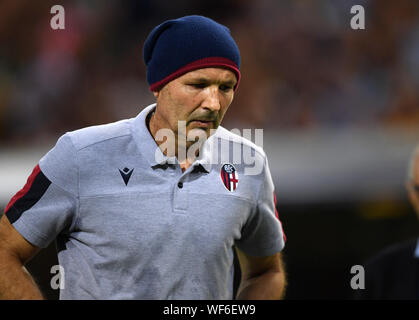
xmin=4 ymin=134 xmax=78 ymax=248
xmin=235 ymin=157 xmax=286 ymax=257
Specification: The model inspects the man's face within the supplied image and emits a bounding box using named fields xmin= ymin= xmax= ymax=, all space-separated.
xmin=407 ymin=154 xmax=419 ymax=218
xmin=153 ymin=67 xmax=237 ymax=142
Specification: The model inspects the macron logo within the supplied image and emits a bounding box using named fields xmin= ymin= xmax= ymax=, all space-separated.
xmin=119 ymin=167 xmax=134 ymax=186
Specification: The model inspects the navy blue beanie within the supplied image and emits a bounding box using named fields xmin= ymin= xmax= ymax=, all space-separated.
xmin=143 ymin=15 xmax=241 ymax=92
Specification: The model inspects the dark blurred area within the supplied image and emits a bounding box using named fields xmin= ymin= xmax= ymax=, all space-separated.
xmin=1 ymin=0 xmax=419 ymax=299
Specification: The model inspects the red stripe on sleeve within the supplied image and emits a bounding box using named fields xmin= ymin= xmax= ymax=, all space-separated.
xmin=4 ymin=164 xmax=41 ymax=214
xmin=273 ymin=192 xmax=287 ymax=243
xmin=273 ymin=193 xmax=279 ymax=219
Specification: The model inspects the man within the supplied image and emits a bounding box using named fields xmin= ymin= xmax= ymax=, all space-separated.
xmin=355 ymin=145 xmax=419 ymax=299
xmin=0 ymin=15 xmax=286 ymax=300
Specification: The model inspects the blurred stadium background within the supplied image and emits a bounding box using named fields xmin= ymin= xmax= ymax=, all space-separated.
xmin=1 ymin=0 xmax=419 ymax=299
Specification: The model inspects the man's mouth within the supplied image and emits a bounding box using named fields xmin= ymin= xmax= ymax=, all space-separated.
xmin=189 ymin=119 xmax=214 ymax=128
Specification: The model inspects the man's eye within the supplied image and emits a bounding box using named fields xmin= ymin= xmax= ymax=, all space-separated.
xmin=190 ymin=83 xmax=207 ymax=89
xmin=220 ymin=85 xmax=233 ymax=92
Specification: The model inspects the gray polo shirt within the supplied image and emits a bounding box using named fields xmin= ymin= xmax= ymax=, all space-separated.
xmin=5 ymin=103 xmax=285 ymax=299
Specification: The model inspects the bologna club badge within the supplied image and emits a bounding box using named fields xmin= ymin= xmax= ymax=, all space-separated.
xmin=221 ymin=163 xmax=239 ymax=192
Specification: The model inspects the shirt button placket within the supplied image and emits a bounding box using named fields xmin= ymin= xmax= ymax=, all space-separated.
xmin=173 ymin=179 xmax=188 ymax=212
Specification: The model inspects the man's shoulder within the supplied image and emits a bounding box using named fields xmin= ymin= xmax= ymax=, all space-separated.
xmin=65 ymin=118 xmax=134 ymax=151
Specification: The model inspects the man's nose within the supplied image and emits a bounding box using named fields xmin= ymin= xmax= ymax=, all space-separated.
xmin=202 ymin=86 xmax=221 ymax=111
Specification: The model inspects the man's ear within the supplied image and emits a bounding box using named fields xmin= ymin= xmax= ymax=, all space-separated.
xmin=153 ymin=91 xmax=159 ymax=99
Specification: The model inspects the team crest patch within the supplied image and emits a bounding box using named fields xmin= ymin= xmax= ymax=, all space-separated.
xmin=220 ymin=163 xmax=239 ymax=192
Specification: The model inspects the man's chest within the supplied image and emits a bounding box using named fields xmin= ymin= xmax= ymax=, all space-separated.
xmin=74 ymin=164 xmax=258 ymax=253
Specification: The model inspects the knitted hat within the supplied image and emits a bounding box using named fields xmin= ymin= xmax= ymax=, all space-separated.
xmin=143 ymin=15 xmax=241 ymax=92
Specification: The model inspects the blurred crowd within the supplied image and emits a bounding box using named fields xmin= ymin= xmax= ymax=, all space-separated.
xmin=0 ymin=0 xmax=418 ymax=146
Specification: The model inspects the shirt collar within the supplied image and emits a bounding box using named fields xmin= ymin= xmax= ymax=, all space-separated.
xmin=194 ymin=131 xmax=220 ymax=173
xmin=132 ymin=103 xmax=168 ymax=167
xmin=132 ymin=103 xmax=215 ymax=173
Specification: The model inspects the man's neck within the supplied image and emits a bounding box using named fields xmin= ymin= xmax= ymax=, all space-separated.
xmin=148 ymin=109 xmax=200 ymax=171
